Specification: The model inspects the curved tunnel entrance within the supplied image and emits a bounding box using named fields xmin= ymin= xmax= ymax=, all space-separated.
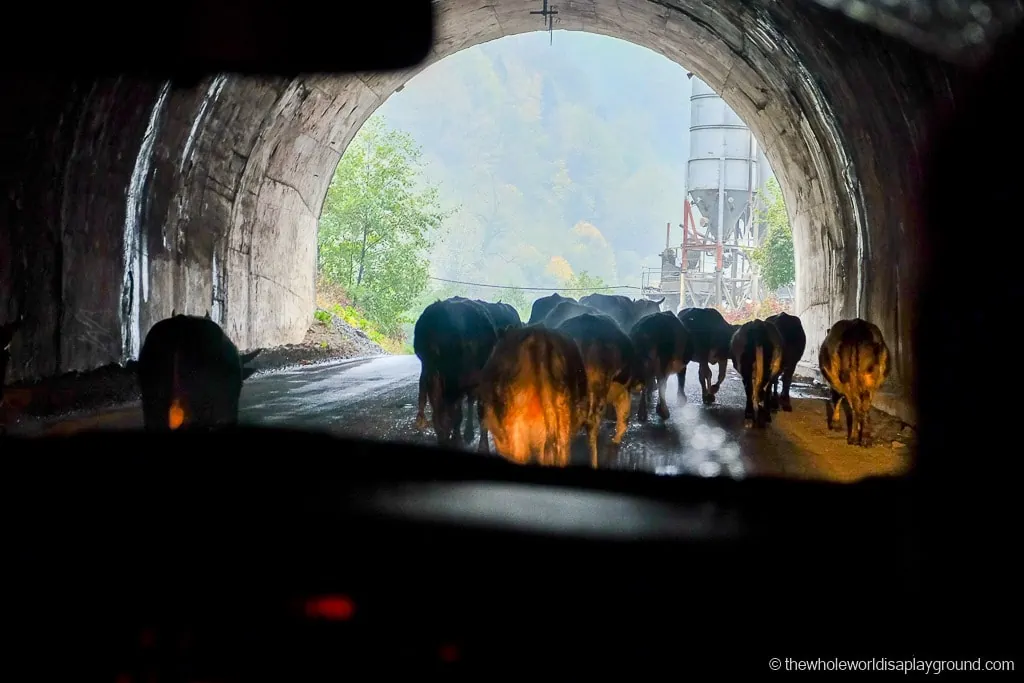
xmin=314 ymin=31 xmax=798 ymax=353
xmin=2 ymin=0 xmax=972 ymax=428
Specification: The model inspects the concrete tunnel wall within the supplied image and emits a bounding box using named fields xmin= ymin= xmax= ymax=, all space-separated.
xmin=0 ymin=0 xmax=959 ymax=424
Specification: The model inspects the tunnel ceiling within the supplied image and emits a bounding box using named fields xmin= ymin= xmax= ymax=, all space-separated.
xmin=2 ymin=0 xmax=1011 ymax=426
xmin=805 ymin=0 xmax=1022 ymax=64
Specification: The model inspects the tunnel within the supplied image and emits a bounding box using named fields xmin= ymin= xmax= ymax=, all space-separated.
xmin=1 ymin=0 xmax=1019 ymax=426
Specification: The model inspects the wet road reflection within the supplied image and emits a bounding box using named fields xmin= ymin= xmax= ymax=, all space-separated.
xmin=14 ymin=353 xmax=911 ymax=482
xmin=239 ymin=354 xmax=812 ymax=478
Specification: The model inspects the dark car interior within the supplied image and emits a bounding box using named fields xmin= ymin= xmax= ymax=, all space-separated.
xmin=4 ymin=0 xmax=1020 ymax=677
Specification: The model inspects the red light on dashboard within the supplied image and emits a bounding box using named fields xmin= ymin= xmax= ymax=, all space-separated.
xmin=439 ymin=643 xmax=460 ymax=663
xmin=304 ymin=595 xmax=355 ymax=621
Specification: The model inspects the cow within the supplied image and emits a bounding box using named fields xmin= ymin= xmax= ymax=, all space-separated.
xmin=541 ymin=300 xmax=600 ymax=329
xmin=556 ymin=312 xmax=638 ymax=465
xmin=478 ymin=300 xmax=523 ymax=335
xmin=765 ymin=311 xmax=807 ymax=412
xmin=579 ymin=293 xmax=663 ymax=333
xmin=136 ymin=311 xmax=262 ymax=431
xmin=629 ymin=311 xmax=692 ymax=422
xmin=676 ymin=307 xmax=737 ymax=404
xmin=527 ymin=293 xmax=576 ymax=326
xmin=461 ymin=298 xmax=522 ymax=436
xmin=413 ymin=297 xmax=498 ymax=450
xmin=818 ymin=318 xmax=891 ymax=446
xmin=478 ymin=326 xmax=589 ymax=467
xmin=1 ymin=315 xmax=23 ymax=407
xmin=729 ymin=319 xmax=783 ymax=429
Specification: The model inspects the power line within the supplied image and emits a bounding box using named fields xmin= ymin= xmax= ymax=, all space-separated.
xmin=428 ymin=276 xmax=642 ymax=292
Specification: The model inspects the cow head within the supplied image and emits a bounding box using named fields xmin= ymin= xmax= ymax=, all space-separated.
xmin=630 ymin=297 xmax=664 ymax=327
xmin=240 ymin=348 xmax=262 ymax=381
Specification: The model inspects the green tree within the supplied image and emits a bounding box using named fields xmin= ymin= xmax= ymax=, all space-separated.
xmin=751 ymin=177 xmax=796 ymax=292
xmin=558 ymin=270 xmax=607 ymax=298
xmin=318 ymin=117 xmax=456 ymax=337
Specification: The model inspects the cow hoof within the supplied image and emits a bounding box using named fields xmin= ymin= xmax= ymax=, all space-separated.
xmin=782 ymin=402 xmax=793 ymax=412
xmin=415 ymin=415 xmax=428 ymax=430
xmin=743 ymin=418 xmax=754 ymax=429
xmin=656 ymin=404 xmax=670 ymax=420
xmin=702 ymin=394 xmax=715 ymax=405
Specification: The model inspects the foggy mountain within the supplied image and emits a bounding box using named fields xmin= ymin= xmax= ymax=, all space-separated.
xmin=372 ymin=30 xmax=694 ymax=292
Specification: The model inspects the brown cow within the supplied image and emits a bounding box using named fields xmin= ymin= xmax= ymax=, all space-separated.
xmin=478 ymin=326 xmax=588 ymax=467
xmin=729 ymin=319 xmax=783 ymax=428
xmin=765 ymin=311 xmax=807 ymax=412
xmin=676 ymin=307 xmax=737 ymax=404
xmin=818 ymin=318 xmax=891 ymax=446
xmin=557 ymin=312 xmax=638 ymax=465
xmin=629 ymin=311 xmax=692 ymax=422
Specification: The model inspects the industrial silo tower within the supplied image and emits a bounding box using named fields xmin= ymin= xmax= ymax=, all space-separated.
xmin=678 ymin=77 xmax=774 ymax=310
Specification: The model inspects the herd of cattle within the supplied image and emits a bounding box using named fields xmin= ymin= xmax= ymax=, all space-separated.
xmin=413 ymin=292 xmax=893 ymax=467
xmin=0 ymin=296 xmax=892 ymax=461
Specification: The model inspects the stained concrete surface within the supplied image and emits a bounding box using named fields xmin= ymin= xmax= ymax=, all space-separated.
xmin=10 ymin=355 xmax=914 ymax=483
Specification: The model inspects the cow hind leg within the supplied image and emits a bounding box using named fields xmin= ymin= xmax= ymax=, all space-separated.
xmin=742 ymin=378 xmax=755 ymax=428
xmin=450 ymin=400 xmax=465 ymax=447
xmin=780 ymin=366 xmax=796 ymax=411
xmin=757 ymin=384 xmax=772 ymax=427
xmin=637 ymin=376 xmax=652 ymax=422
xmin=826 ymin=390 xmax=845 ymax=431
xmin=586 ymin=421 xmax=600 ymax=468
xmin=676 ymin=366 xmax=687 ymax=398
xmin=699 ymin=362 xmax=714 ymax=404
xmin=415 ymin=371 xmax=429 ymax=429
xmin=607 ymin=382 xmax=631 ymax=444
xmin=851 ymin=394 xmax=874 ymax=446
xmin=476 ymin=397 xmax=490 ymax=454
xmin=463 ymin=395 xmax=476 ymax=443
xmin=656 ymin=373 xmax=670 ymax=420
xmin=711 ymin=357 xmax=728 ymax=396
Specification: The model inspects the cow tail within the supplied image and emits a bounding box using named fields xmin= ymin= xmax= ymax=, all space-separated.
xmin=753 ymin=343 xmax=765 ymax=414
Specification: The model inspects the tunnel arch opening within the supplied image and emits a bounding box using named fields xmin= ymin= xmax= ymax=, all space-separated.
xmin=142 ymin=0 xmax=863 ymax=363
xmin=2 ymin=0 xmax=958 ymax=431
xmin=312 ymin=29 xmax=799 ymax=350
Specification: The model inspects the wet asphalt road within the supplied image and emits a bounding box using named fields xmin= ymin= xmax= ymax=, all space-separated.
xmin=238 ymin=354 xmax=821 ymax=477
xmin=14 ymin=353 xmax=911 ymax=482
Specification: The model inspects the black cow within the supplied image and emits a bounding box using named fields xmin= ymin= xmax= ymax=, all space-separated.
xmin=765 ymin=311 xmax=807 ymax=412
xmin=676 ymin=307 xmax=738 ymax=404
xmin=1 ymin=315 xmax=23 ymax=407
xmin=629 ymin=311 xmax=692 ymax=422
xmin=541 ymin=300 xmax=600 ymax=329
xmin=478 ymin=326 xmax=588 ymax=467
xmin=729 ymin=319 xmax=783 ymax=429
xmin=557 ymin=312 xmax=637 ymax=465
xmin=579 ymin=293 xmax=663 ymax=333
xmin=413 ymin=297 xmax=498 ymax=450
xmin=818 ymin=318 xmax=891 ymax=446
xmin=450 ymin=296 xmax=522 ymax=336
xmin=137 ymin=311 xmax=261 ymax=431
xmin=527 ymin=293 xmax=577 ymax=325
xmin=479 ymin=300 xmax=522 ymax=334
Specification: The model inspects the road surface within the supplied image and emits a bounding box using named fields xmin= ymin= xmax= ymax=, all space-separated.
xmin=11 ymin=354 xmax=913 ymax=482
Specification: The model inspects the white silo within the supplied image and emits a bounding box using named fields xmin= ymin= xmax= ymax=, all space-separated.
xmin=684 ymin=77 xmax=772 ymax=306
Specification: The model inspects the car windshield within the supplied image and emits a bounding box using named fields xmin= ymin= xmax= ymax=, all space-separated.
xmin=4 ymin=2 xmax=944 ymax=485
